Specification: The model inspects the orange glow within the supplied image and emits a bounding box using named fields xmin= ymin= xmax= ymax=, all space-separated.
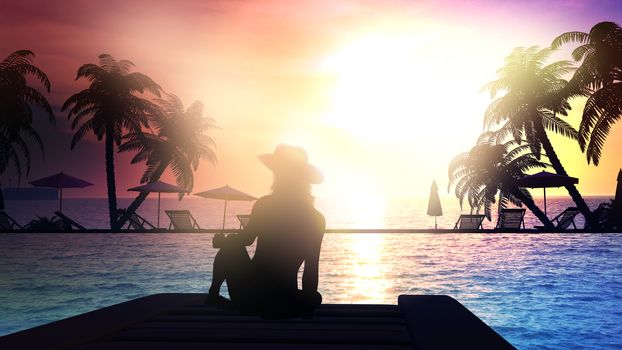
xmin=1 ymin=0 xmax=619 ymax=199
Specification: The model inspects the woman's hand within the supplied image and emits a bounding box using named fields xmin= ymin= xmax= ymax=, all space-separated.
xmin=212 ymin=233 xmax=226 ymax=248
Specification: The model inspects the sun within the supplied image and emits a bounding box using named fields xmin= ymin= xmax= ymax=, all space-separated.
xmin=317 ymin=24 xmax=492 ymax=146
xmin=303 ymin=23 xmax=504 ymax=198
xmin=319 ymin=32 xmax=425 ymax=140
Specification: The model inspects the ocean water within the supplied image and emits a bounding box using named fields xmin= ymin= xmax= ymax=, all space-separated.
xmin=1 ymin=196 xmax=621 ymax=350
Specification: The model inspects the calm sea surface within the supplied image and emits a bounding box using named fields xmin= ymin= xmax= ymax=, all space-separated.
xmin=1 ymin=196 xmax=621 ymax=350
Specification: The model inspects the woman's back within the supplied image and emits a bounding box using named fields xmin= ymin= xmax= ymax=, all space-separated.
xmin=250 ymin=195 xmax=325 ymax=293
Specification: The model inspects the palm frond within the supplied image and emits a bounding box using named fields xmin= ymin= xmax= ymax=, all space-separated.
xmin=584 ymin=105 xmax=621 ymax=165
xmin=125 ymin=72 xmax=162 ymax=96
xmin=579 ymin=82 xmax=622 ymax=154
xmin=551 ymin=31 xmax=590 ymax=50
xmin=10 ymin=62 xmax=51 ymax=92
xmin=71 ymin=119 xmax=95 ymax=149
xmin=117 ymin=60 xmax=135 ymax=75
xmin=98 ymin=54 xmax=118 ymax=73
xmin=571 ymin=44 xmax=593 ymax=62
xmin=541 ymin=112 xmax=579 ymax=140
xmin=76 ymin=64 xmax=106 ymax=82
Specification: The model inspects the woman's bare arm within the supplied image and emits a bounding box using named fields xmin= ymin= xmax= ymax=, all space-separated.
xmin=302 ymin=214 xmax=326 ymax=292
xmin=225 ymin=198 xmax=266 ymax=246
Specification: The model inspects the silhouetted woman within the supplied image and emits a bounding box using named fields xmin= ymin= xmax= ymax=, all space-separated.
xmin=207 ymin=144 xmax=325 ymax=318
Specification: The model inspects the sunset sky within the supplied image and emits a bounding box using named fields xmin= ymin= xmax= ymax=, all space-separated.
xmin=1 ymin=0 xmax=622 ymax=201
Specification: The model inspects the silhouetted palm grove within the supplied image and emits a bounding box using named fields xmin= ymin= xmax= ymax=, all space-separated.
xmin=63 ymin=55 xmax=164 ymax=230
xmin=0 ymin=50 xmax=54 ymax=181
xmin=1 ymin=21 xmax=622 ymax=230
xmin=552 ymin=22 xmax=622 ymax=166
xmin=448 ymin=135 xmax=554 ymax=228
xmin=117 ymin=93 xmax=217 ymax=228
xmin=450 ymin=21 xmax=622 ymax=229
xmin=1 ymin=53 xmax=217 ymax=229
xmin=481 ymin=46 xmax=595 ymax=227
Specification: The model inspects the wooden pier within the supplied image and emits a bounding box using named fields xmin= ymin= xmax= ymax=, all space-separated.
xmin=0 ymin=293 xmax=515 ymax=350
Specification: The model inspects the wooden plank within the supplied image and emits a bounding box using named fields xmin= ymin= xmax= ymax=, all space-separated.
xmin=131 ymin=321 xmax=408 ymax=332
xmin=1 ymin=293 xmax=517 ymax=350
xmin=398 ymin=295 xmax=516 ymax=350
xmin=112 ymin=327 xmax=412 ymax=345
xmin=0 ymin=293 xmax=205 ymax=350
xmin=79 ymin=341 xmax=413 ymax=350
xmin=150 ymin=314 xmax=406 ymax=325
xmin=313 ymin=309 xmax=402 ymax=317
xmin=179 ymin=303 xmax=397 ymax=310
xmin=304 ymin=304 xmax=398 ymax=310
xmin=167 ymin=307 xmax=402 ymax=318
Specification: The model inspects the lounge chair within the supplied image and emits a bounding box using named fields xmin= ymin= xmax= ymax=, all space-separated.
xmin=535 ymin=207 xmax=580 ymax=231
xmin=454 ymin=214 xmax=486 ymax=230
xmin=166 ymin=210 xmax=200 ymax=230
xmin=237 ymin=214 xmax=251 ymax=229
xmin=0 ymin=211 xmax=22 ymax=231
xmin=117 ymin=209 xmax=156 ymax=230
xmin=54 ymin=211 xmax=87 ymax=231
xmin=495 ymin=208 xmax=525 ymax=229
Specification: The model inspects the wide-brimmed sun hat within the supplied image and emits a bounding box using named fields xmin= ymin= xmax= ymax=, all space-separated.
xmin=258 ymin=144 xmax=324 ymax=184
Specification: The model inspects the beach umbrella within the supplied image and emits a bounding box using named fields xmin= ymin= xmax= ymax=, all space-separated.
xmin=427 ymin=180 xmax=443 ymax=229
xmin=128 ymin=181 xmax=189 ymax=228
xmin=0 ymin=185 xmax=4 ymax=211
xmin=29 ymin=172 xmax=93 ymax=213
xmin=515 ymin=171 xmax=578 ymax=215
xmin=194 ymin=185 xmax=257 ymax=230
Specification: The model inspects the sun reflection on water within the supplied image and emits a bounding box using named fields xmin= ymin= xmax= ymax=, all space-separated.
xmin=328 ymin=234 xmax=393 ymax=303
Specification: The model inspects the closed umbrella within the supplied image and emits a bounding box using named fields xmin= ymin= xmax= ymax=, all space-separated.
xmin=29 ymin=172 xmax=93 ymax=213
xmin=128 ymin=181 xmax=189 ymax=228
xmin=194 ymin=185 xmax=257 ymax=230
xmin=515 ymin=171 xmax=578 ymax=215
xmin=612 ymin=169 xmax=622 ymax=225
xmin=614 ymin=169 xmax=622 ymax=204
xmin=427 ymin=180 xmax=443 ymax=229
xmin=0 ymin=185 xmax=4 ymax=211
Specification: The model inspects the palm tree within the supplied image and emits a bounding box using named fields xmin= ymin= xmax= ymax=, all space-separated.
xmin=448 ymin=136 xmax=554 ymax=229
xmin=552 ymin=21 xmax=622 ymax=165
xmin=483 ymin=46 xmax=597 ymax=228
xmin=0 ymin=50 xmax=54 ymax=180
xmin=62 ymin=54 xmax=161 ymax=230
xmin=116 ymin=93 xmax=217 ymax=227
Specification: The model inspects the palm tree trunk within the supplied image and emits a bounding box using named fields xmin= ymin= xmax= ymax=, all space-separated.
xmin=509 ymin=188 xmax=555 ymax=229
xmin=117 ymin=161 xmax=168 ymax=228
xmin=105 ymin=126 xmax=119 ymax=230
xmin=534 ymin=123 xmax=599 ymax=229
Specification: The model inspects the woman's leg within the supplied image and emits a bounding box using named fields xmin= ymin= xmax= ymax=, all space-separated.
xmin=207 ymin=249 xmax=227 ymax=297
xmin=208 ymin=242 xmax=252 ymax=302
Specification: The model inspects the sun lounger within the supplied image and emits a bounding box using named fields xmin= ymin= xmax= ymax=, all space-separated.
xmin=454 ymin=214 xmax=486 ymax=230
xmin=165 ymin=210 xmax=200 ymax=230
xmin=54 ymin=211 xmax=87 ymax=231
xmin=495 ymin=208 xmax=525 ymax=229
xmin=535 ymin=207 xmax=580 ymax=231
xmin=237 ymin=214 xmax=251 ymax=229
xmin=0 ymin=211 xmax=22 ymax=231
xmin=118 ymin=209 xmax=156 ymax=230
